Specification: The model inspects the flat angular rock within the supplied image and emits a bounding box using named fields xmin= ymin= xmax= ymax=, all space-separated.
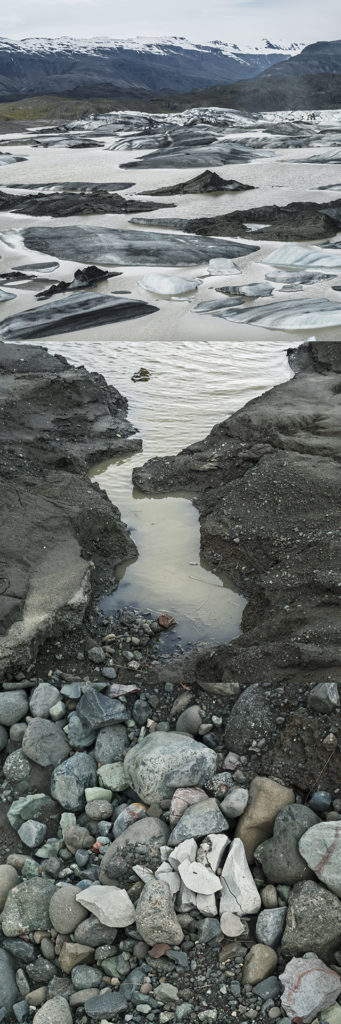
xmin=235 ymin=776 xmax=295 ymax=863
xmin=7 ymin=792 xmax=51 ymax=830
xmin=220 ymin=787 xmax=249 ymax=820
xmin=197 ymin=834 xmax=230 ymax=872
xmin=135 ymin=879 xmax=184 ymax=946
xmin=281 ymin=880 xmax=341 ymax=960
xmin=51 ymin=752 xmax=97 ymax=812
xmin=66 ymin=713 xmax=96 ymax=750
xmin=76 ymin=884 xmax=136 ymax=927
xmin=279 ymin=954 xmax=341 ymax=1024
xmin=169 ymin=838 xmax=198 ymax=869
xmin=307 ymin=681 xmax=340 ymax=713
xmin=77 ymin=688 xmax=129 ymax=729
xmin=2 ymin=877 xmax=55 ymax=936
xmin=124 ymin=731 xmax=217 ymax=804
xmin=299 ymin=821 xmax=341 ymax=897
xmin=74 ymin=915 xmax=117 ymax=946
xmin=220 ymin=838 xmax=261 ymax=917
xmin=169 ymin=798 xmax=227 ymax=845
xmin=84 ymin=990 xmax=128 ymax=1020
xmin=254 ymin=804 xmax=319 ymax=884
xmin=59 ymin=942 xmax=94 ymax=975
xmin=23 ymin=225 xmax=259 ymax=268
xmin=1 ymin=291 xmax=158 ymax=340
xmin=18 ymin=820 xmax=47 ymax=849
xmin=22 ymin=718 xmax=70 ymax=767
xmin=178 ymin=859 xmax=222 ymax=895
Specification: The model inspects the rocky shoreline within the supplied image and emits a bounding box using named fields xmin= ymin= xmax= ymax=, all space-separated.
xmin=0 ymin=336 xmax=340 ymax=1024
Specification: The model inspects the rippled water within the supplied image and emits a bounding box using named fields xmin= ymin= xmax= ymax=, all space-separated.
xmin=0 ymin=122 xmax=340 ymax=645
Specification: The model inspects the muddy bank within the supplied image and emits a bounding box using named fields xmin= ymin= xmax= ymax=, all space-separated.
xmin=0 ymin=341 xmax=141 ymax=672
xmin=133 ymin=340 xmax=341 ymax=791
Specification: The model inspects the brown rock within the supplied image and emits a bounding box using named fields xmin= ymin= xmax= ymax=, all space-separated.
xmin=63 ymin=825 xmax=93 ymax=853
xmin=242 ymin=943 xmax=278 ymax=985
xmin=235 ymin=776 xmax=295 ymax=862
xmin=27 ymin=987 xmax=48 ymax=1007
xmin=58 ymin=942 xmax=94 ymax=974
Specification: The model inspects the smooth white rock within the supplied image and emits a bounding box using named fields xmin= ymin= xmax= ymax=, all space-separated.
xmin=156 ymin=870 xmax=181 ymax=896
xmin=220 ymin=838 xmax=261 ymax=916
xmin=176 ymin=879 xmax=197 ymax=912
xmin=178 ymin=858 xmax=222 ymax=895
xmin=76 ymin=884 xmax=136 ymax=927
xmin=132 ymin=865 xmax=154 ymax=883
xmin=196 ymin=892 xmax=218 ymax=916
xmin=197 ymin=834 xmax=230 ymax=872
xmin=139 ymin=273 xmax=199 ymax=296
xmin=220 ymin=911 xmax=246 ymax=937
xmin=169 ymin=838 xmax=198 ymax=869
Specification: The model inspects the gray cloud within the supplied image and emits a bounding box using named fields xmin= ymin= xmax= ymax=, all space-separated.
xmin=2 ymin=0 xmax=341 ymax=44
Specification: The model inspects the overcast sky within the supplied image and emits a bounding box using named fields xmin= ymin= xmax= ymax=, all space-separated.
xmin=2 ymin=0 xmax=341 ymax=46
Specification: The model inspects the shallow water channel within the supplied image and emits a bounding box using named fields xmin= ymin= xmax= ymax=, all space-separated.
xmin=1 ymin=116 xmax=341 ymax=646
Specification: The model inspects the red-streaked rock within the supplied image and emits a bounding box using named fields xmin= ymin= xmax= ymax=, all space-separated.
xmin=169 ymin=786 xmax=208 ymax=826
xmin=280 ymin=954 xmax=341 ymax=1023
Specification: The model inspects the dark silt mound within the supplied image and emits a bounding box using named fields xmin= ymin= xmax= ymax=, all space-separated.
xmin=144 ymin=169 xmax=255 ymax=196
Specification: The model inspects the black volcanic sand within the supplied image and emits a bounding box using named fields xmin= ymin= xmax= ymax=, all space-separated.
xmin=0 ymin=341 xmax=141 ymax=672
xmin=133 ymin=340 xmax=341 ymax=793
xmin=0 ymin=189 xmax=173 ymax=217
xmin=130 ymin=199 xmax=341 ymax=242
xmin=23 ymin=225 xmax=259 ymax=266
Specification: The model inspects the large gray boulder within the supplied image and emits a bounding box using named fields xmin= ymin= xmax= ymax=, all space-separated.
xmin=254 ymin=804 xmax=319 ymax=884
xmin=124 ymin=731 xmax=217 ymax=803
xmin=51 ymin=752 xmax=97 ymax=811
xmin=281 ymin=880 xmax=341 ymax=961
xmin=168 ymin=798 xmax=227 ymax=846
xmin=94 ymin=724 xmax=128 ymax=763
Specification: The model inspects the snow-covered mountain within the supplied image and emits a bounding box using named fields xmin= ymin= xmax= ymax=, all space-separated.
xmin=0 ymin=35 xmax=303 ymax=100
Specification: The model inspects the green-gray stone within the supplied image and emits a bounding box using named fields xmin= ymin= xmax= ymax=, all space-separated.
xmin=98 ymin=762 xmax=128 ymax=792
xmin=7 ymin=793 xmax=50 ymax=830
xmin=2 ymin=877 xmax=55 ymax=936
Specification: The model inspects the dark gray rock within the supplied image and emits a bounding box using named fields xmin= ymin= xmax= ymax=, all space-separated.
xmin=18 ymin=819 xmax=47 ymax=849
xmin=67 ymin=713 xmax=96 ymax=750
xmin=23 ymin=225 xmax=259 ymax=268
xmin=281 ymin=880 xmax=341 ymax=961
xmin=224 ymin=684 xmax=276 ymax=754
xmin=51 ymin=752 xmax=97 ymax=811
xmin=99 ymin=817 xmax=169 ymax=884
xmin=94 ymin=724 xmax=129 ymax=765
xmin=71 ymin=965 xmax=103 ymax=990
xmin=307 ymin=681 xmax=340 ymax=713
xmin=73 ymin=915 xmax=117 ymax=947
xmin=169 ymin=798 xmax=227 ymax=845
xmin=49 ymin=884 xmax=88 ymax=934
xmin=77 ymin=688 xmax=129 ymax=729
xmin=3 ymin=750 xmax=30 ymax=782
xmin=255 ymin=907 xmax=287 ymax=948
xmin=22 ymin=718 xmax=70 ymax=766
xmin=84 ymin=990 xmax=128 ymax=1020
xmin=253 ymin=976 xmax=280 ymax=1000
xmin=254 ymin=804 xmax=319 ymax=884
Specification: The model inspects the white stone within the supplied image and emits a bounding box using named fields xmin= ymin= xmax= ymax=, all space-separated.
xmin=197 ymin=834 xmax=230 ymax=872
xmin=76 ymin=884 xmax=135 ymax=927
xmin=178 ymin=858 xmax=222 ymax=895
xmin=160 ymin=846 xmax=172 ymax=861
xmin=220 ymin=838 xmax=261 ymax=916
xmin=169 ymin=838 xmax=197 ymax=869
xmin=220 ymin=911 xmax=246 ymax=937
xmin=196 ymin=892 xmax=218 ymax=916
xmin=139 ymin=273 xmax=199 ymax=296
xmin=176 ymin=879 xmax=197 ymax=912
xmin=157 ymin=871 xmax=181 ymax=896
xmin=133 ymin=865 xmax=154 ymax=883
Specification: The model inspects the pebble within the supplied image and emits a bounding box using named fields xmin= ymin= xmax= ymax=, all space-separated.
xmin=18 ymin=820 xmax=47 ymax=849
xmin=135 ymin=879 xmax=184 ymax=946
xmin=84 ymin=990 xmax=128 ymax=1019
xmin=0 ymin=691 xmax=28 ymax=726
xmin=32 ymin=995 xmax=72 ymax=1024
xmin=255 ymin=908 xmax=287 ymax=948
xmin=3 ymin=750 xmax=30 ymax=782
xmin=98 ymin=762 xmax=128 ymax=791
xmin=58 ymin=942 xmax=94 ymax=974
xmin=242 ymin=944 xmax=278 ymax=985
xmin=220 ymin=787 xmax=249 ymax=819
xmin=175 ymin=705 xmax=204 ymax=735
xmin=29 ymin=684 xmax=59 ymax=718
xmin=261 ymin=885 xmax=278 ymax=909
xmin=49 ymin=884 xmax=88 ymax=933
xmin=178 ymin=859 xmax=222 ymax=895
